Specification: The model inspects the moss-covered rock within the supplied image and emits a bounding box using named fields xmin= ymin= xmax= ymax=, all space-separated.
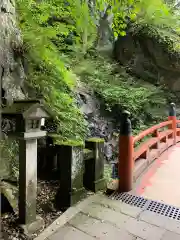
xmin=1 ymin=181 xmax=18 ymax=213
xmin=114 ymin=24 xmax=180 ymax=92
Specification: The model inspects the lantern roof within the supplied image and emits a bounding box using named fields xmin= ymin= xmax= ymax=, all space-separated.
xmin=2 ymin=99 xmax=50 ymax=119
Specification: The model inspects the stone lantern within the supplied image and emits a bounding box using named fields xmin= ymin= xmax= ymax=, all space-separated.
xmin=2 ymin=99 xmax=50 ymax=234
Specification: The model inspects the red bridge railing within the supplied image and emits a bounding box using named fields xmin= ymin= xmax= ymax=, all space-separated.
xmin=118 ymin=103 xmax=180 ymax=192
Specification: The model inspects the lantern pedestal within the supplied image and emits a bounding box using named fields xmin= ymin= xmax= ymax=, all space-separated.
xmin=2 ymin=99 xmax=51 ymax=236
xmin=18 ymin=132 xmax=46 ymax=234
xmin=20 ymin=216 xmax=44 ymax=236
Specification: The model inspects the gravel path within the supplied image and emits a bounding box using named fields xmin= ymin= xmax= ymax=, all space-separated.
xmin=1 ymin=180 xmax=62 ymax=240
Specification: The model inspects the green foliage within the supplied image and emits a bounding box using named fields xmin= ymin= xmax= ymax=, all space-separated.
xmin=136 ymin=0 xmax=176 ymax=26
xmin=0 ymin=140 xmax=19 ymax=181
xmin=68 ymin=0 xmax=97 ymax=52
xmin=16 ymin=0 xmax=88 ymax=141
xmin=74 ymin=56 xmax=167 ymax=129
xmin=15 ymin=0 xmax=180 ymax=141
xmin=95 ymin=0 xmax=178 ymax=37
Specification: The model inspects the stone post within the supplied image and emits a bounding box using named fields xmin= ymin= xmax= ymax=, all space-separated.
xmin=1 ymin=99 xmax=50 ymax=235
xmin=55 ymin=144 xmax=85 ymax=211
xmin=84 ymin=138 xmax=106 ymax=192
xmin=168 ymin=102 xmax=176 ymax=144
xmin=18 ymin=137 xmax=44 ymax=234
xmin=118 ymin=110 xmax=134 ymax=192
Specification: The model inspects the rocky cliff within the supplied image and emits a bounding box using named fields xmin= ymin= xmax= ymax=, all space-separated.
xmin=0 ymin=0 xmax=25 ymax=181
xmin=0 ymin=0 xmax=25 ymax=104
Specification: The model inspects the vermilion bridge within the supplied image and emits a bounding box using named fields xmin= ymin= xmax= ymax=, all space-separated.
xmin=110 ymin=102 xmax=180 ymax=207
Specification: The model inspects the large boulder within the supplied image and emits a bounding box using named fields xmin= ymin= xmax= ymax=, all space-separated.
xmin=114 ymin=26 xmax=180 ymax=92
xmin=1 ymin=180 xmax=18 ymax=213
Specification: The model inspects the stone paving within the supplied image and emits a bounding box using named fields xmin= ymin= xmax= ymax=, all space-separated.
xmin=45 ymin=193 xmax=180 ymax=240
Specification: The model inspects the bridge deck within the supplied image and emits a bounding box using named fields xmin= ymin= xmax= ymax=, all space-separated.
xmin=136 ymin=143 xmax=180 ymax=207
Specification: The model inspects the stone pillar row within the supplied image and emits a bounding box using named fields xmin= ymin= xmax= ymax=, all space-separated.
xmin=19 ymin=136 xmax=107 ymax=235
xmin=54 ymin=138 xmax=106 ymax=211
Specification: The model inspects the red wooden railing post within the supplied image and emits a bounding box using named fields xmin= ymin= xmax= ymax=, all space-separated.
xmin=118 ymin=110 xmax=134 ymax=192
xmin=152 ymin=129 xmax=159 ymax=149
xmin=168 ymin=103 xmax=176 ymax=144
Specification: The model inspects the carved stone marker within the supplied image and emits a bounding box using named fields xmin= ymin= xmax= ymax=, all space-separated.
xmin=2 ymin=99 xmax=50 ymax=235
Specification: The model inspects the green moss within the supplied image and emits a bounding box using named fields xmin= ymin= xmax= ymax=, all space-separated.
xmin=83 ymin=148 xmax=92 ymax=154
xmin=134 ymin=24 xmax=180 ymax=55
xmin=56 ymin=140 xmax=84 ymax=147
xmin=83 ymin=149 xmax=94 ymax=160
xmin=112 ymin=132 xmax=119 ymax=137
xmin=48 ymin=133 xmax=84 ymax=146
xmin=86 ymin=137 xmax=105 ymax=143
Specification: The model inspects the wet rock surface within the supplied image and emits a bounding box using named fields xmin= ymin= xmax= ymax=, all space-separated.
xmin=75 ymin=83 xmax=119 ymax=162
